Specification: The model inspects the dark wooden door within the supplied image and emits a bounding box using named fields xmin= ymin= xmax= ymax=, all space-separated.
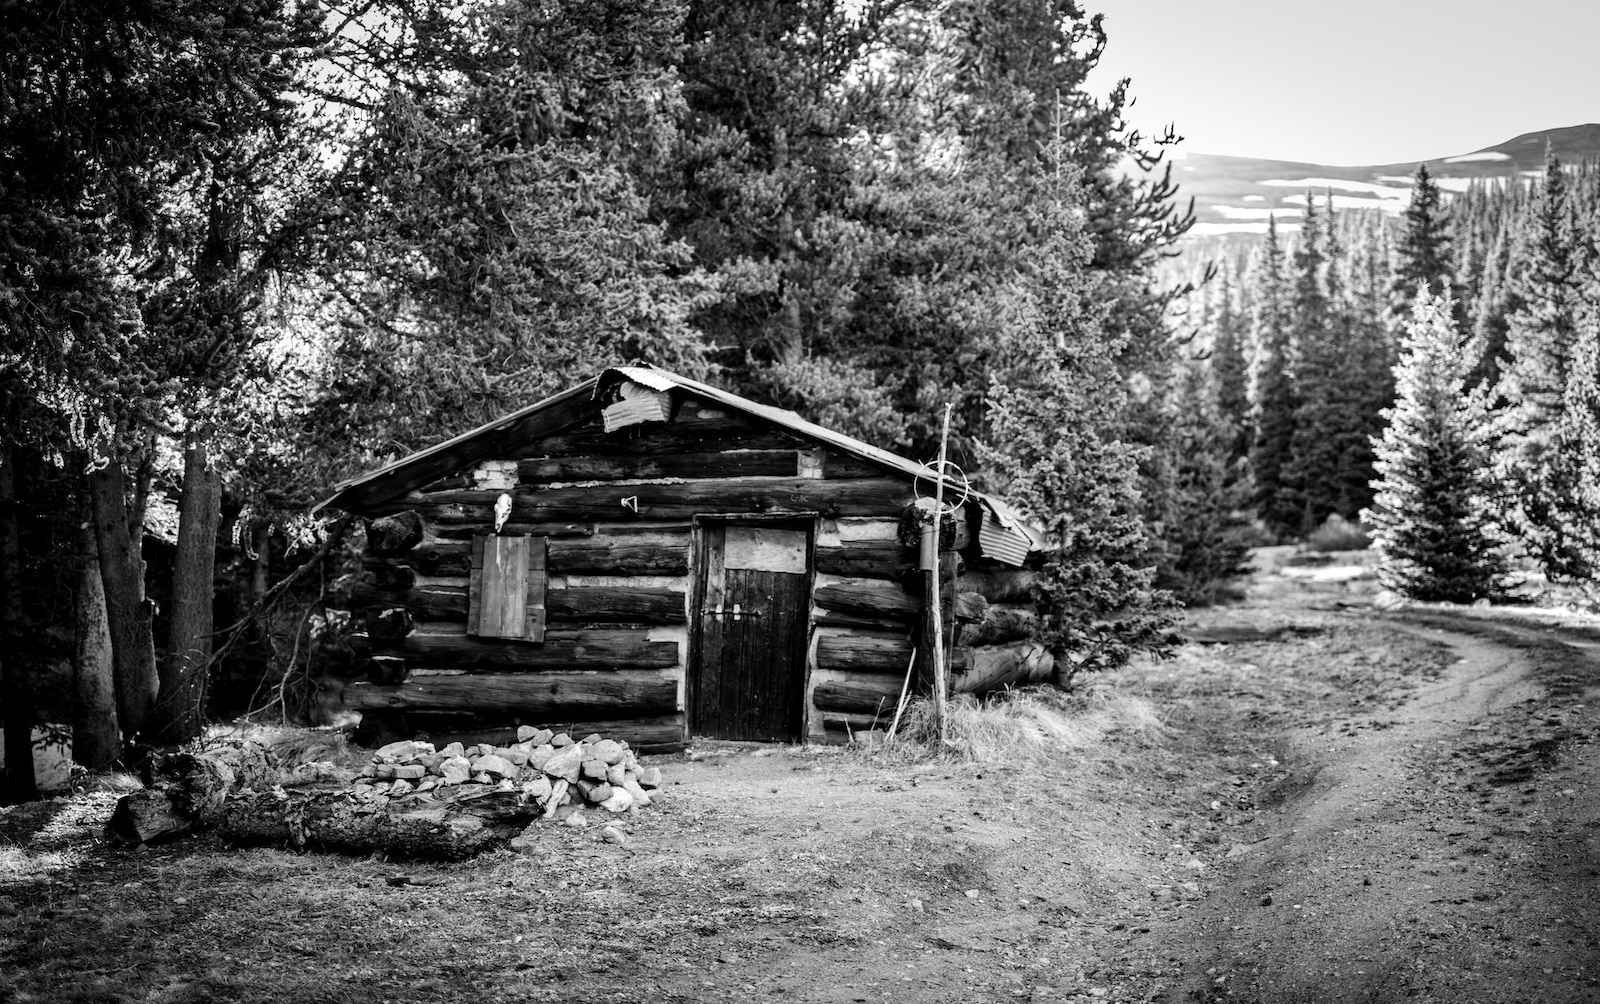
xmin=690 ymin=521 xmax=812 ymax=741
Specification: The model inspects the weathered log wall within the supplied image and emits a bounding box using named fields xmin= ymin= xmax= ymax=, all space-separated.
xmin=339 ymin=398 xmax=1048 ymax=748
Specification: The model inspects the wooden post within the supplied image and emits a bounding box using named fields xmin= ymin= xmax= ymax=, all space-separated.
xmin=928 ymin=404 xmax=953 ymax=743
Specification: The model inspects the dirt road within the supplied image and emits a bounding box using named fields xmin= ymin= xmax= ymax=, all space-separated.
xmin=1126 ymin=611 xmax=1600 ymax=1003
xmin=3 ymin=595 xmax=1599 ymax=1004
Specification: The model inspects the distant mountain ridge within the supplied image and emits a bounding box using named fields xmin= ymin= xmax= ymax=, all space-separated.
xmin=1165 ymin=123 xmax=1600 ymax=240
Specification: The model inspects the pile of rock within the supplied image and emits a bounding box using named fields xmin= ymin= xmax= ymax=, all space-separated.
xmin=357 ymin=726 xmax=662 ymax=817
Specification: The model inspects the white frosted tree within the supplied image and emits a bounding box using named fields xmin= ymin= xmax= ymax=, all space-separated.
xmin=1365 ymin=294 xmax=1507 ymax=602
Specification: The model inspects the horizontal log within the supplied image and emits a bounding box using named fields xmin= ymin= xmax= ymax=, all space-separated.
xmin=547 ymin=586 xmax=687 ymax=624
xmin=950 ymin=642 xmax=1053 ymax=694
xmin=508 ymin=424 xmax=802 ymax=459
xmin=344 ymin=672 xmax=679 ymax=716
xmin=816 ymin=629 xmax=916 ymax=674
xmin=820 ymin=452 xmax=886 ymax=479
xmin=814 ymin=609 xmax=913 ymax=632
xmin=518 ymin=450 xmax=799 ymax=484
xmin=550 ymin=538 xmax=690 ymax=576
xmin=815 ymin=539 xmax=914 ymax=578
xmin=955 ymin=570 xmax=1041 ymax=603
xmin=429 ymin=521 xmax=596 ymax=542
xmin=814 ymin=578 xmax=920 ymax=622
xmin=388 ymin=533 xmax=688 ymax=577
xmin=821 ymin=711 xmax=896 ymax=735
xmin=360 ymin=560 xmax=417 ymax=591
xmin=403 ymin=628 xmax=681 ymax=671
xmin=811 ymin=678 xmax=907 ymax=715
xmin=957 ymin=604 xmax=1039 ymax=647
xmin=377 ymin=584 xmax=685 ymax=625
xmin=417 ymin=477 xmax=913 ymax=523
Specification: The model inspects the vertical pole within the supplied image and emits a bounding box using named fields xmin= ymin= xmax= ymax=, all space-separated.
xmin=929 ymin=404 xmax=953 ymax=744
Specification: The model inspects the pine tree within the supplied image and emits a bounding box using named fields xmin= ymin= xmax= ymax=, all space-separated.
xmin=1146 ymin=360 xmax=1255 ymax=605
xmin=1365 ymin=295 xmax=1506 ymax=602
xmin=1248 ymin=216 xmax=1298 ymax=537
xmin=1387 ymin=165 xmax=1456 ymax=331
xmin=1497 ymin=152 xmax=1587 ymax=462
xmin=1495 ymin=152 xmax=1593 ymax=565
xmin=1283 ymin=194 xmax=1339 ymax=532
xmin=1512 ymin=279 xmax=1600 ymax=583
xmin=1208 ymin=263 xmax=1251 ymax=462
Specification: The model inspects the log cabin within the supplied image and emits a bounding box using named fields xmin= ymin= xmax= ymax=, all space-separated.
xmin=317 ymin=365 xmax=1049 ymax=753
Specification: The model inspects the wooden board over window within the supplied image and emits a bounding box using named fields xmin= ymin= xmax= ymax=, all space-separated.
xmin=469 ymin=535 xmax=547 ymax=641
xmin=723 ymin=526 xmax=808 ymax=573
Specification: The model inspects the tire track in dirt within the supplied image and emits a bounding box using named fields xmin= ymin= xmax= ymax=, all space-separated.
xmin=1138 ymin=614 xmax=1600 ymax=1004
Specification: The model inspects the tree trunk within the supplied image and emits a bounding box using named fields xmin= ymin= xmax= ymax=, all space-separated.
xmin=154 ymin=437 xmax=221 ymax=743
xmin=74 ymin=523 xmax=120 ymax=769
xmin=87 ymin=446 xmax=159 ymax=741
xmin=0 ymin=448 xmax=38 ymax=803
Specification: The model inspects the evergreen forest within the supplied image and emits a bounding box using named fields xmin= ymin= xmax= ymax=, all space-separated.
xmin=4 ymin=0 xmax=1596 ymax=802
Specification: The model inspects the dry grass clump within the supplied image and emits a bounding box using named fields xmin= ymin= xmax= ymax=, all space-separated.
xmin=879 ymin=684 xmax=1168 ymax=767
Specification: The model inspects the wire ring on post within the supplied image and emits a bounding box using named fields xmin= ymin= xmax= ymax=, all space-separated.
xmin=912 ymin=459 xmax=972 ymax=516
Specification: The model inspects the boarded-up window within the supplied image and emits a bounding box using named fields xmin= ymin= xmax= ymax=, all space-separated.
xmin=469 ymin=535 xmax=547 ymax=641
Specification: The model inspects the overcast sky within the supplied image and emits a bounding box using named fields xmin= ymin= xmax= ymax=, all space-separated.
xmin=1086 ymin=0 xmax=1600 ymax=166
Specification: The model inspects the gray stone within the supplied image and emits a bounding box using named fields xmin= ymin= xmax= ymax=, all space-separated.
xmin=598 ymin=787 xmax=634 ymax=814
xmin=542 ymin=743 xmax=585 ymax=782
xmin=438 ymin=756 xmax=472 ymax=784
xmin=589 ymin=739 xmax=626 ymax=766
xmin=580 ymin=758 xmax=608 ymax=782
xmin=638 ymin=766 xmax=663 ymax=790
xmin=527 ymin=744 xmax=556 ymax=770
xmin=375 ymin=740 xmax=433 ymax=760
xmin=606 ymin=764 xmax=626 ymax=787
xmin=550 ymin=732 xmax=574 ymax=748
xmin=475 ymin=754 xmax=517 ymax=779
xmin=516 ymin=725 xmax=538 ymax=743
xmin=541 ymin=779 xmax=570 ymax=819
xmin=522 ymin=775 xmax=553 ymax=805
xmin=439 ymin=742 xmax=466 ymax=758
xmin=620 ymin=777 xmax=652 ymax=807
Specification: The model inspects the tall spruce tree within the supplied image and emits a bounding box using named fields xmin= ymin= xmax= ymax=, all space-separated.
xmin=1495 ymin=152 xmax=1593 ymax=565
xmin=1208 ymin=263 xmax=1251 ymax=462
xmin=1248 ymin=216 xmax=1299 ymax=536
xmin=1387 ymin=165 xmax=1456 ymax=332
xmin=1366 ymin=294 xmax=1506 ymax=602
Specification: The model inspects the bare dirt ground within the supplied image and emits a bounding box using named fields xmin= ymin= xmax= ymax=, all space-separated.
xmin=3 ymin=553 xmax=1599 ymax=1003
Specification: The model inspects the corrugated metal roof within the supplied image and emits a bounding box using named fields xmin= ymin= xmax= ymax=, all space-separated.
xmin=317 ymin=364 xmax=1043 ymax=557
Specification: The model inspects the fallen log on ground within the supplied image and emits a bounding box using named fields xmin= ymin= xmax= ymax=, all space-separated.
xmin=216 ymin=785 xmax=532 ymax=860
xmin=107 ymin=740 xmax=280 ymax=844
